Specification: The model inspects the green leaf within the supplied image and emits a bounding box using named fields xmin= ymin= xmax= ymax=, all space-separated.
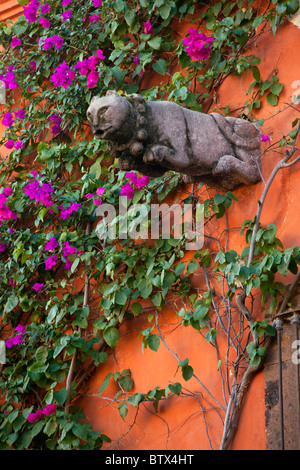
xmin=118 ymin=400 xmax=128 ymax=419
xmin=147 ymin=36 xmax=162 ymax=50
xmin=115 ymin=291 xmax=127 ymax=306
xmin=182 ymin=364 xmax=193 ymax=381
xmin=72 ymin=422 xmax=87 ymax=440
xmin=147 ymin=334 xmax=160 ymax=351
xmin=266 ymin=92 xmax=278 ymax=106
xmin=21 ymin=431 xmax=34 ymax=449
xmin=187 ymin=260 xmax=198 ymax=274
xmin=103 ymin=327 xmax=119 ymax=348
xmin=32 ymin=420 xmax=45 ymax=437
xmin=28 ymin=361 xmax=48 ymax=374
xmin=4 ymin=295 xmax=19 ymax=313
xmin=153 ymin=59 xmax=167 ymax=75
xmin=167 ymin=382 xmax=182 ymax=396
xmin=99 ymin=373 xmax=113 ymax=395
xmin=131 ymin=302 xmax=143 ymax=316
xmin=54 ymin=388 xmax=68 ymax=405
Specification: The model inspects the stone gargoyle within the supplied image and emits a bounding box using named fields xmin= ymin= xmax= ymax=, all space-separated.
xmin=86 ymin=90 xmax=262 ymax=191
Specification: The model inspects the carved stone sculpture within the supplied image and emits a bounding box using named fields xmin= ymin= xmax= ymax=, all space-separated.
xmin=86 ymin=90 xmax=261 ymax=191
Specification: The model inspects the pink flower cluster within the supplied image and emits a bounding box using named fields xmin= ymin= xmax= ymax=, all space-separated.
xmin=27 ymin=404 xmax=57 ymax=423
xmin=1 ymin=112 xmax=14 ymax=127
xmin=261 ymin=135 xmax=270 ymax=142
xmin=41 ymin=35 xmax=64 ymax=50
xmin=44 ymin=237 xmax=80 ymax=271
xmin=32 ymin=282 xmax=44 ymax=292
xmin=5 ymin=324 xmax=26 ymax=349
xmin=1 ymin=108 xmax=25 ymax=127
xmin=0 ymin=65 xmax=17 ymax=90
xmin=61 ymin=10 xmax=72 ymax=22
xmin=85 ymin=186 xmax=105 ymax=205
xmin=74 ymin=49 xmax=105 ymax=88
xmin=143 ymin=21 xmax=153 ymax=35
xmin=50 ymin=61 xmax=76 ymax=90
xmin=59 ymin=202 xmax=82 ymax=220
xmin=183 ymin=28 xmax=214 ymax=61
xmin=49 ymin=114 xmax=62 ymax=135
xmin=23 ymin=172 xmax=55 ymax=208
xmin=120 ymin=172 xmax=150 ymax=199
xmin=23 ymin=0 xmax=40 ymax=23
xmin=10 ymin=37 xmax=21 ymax=49
xmin=5 ymin=139 xmax=25 ymax=150
xmin=0 ymin=190 xmax=17 ymax=224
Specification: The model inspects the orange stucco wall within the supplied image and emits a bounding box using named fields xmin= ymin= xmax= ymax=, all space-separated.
xmin=1 ymin=0 xmax=300 ymax=450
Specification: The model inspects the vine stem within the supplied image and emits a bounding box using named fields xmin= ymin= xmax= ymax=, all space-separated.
xmin=247 ymin=120 xmax=300 ymax=267
xmin=65 ymin=220 xmax=92 ymax=414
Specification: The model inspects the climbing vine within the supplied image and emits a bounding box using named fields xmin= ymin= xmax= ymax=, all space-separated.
xmin=0 ymin=0 xmax=300 ymax=450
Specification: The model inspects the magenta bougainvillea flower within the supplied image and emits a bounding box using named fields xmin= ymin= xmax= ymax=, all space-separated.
xmin=183 ymin=28 xmax=214 ymax=61
xmin=42 ymin=35 xmax=64 ymax=50
xmin=126 ymin=172 xmax=149 ymax=189
xmin=5 ymin=329 xmax=24 ymax=348
xmin=96 ymin=187 xmax=105 ymax=196
xmin=15 ymin=141 xmax=25 ymax=150
xmin=88 ymin=55 xmax=100 ymax=70
xmin=49 ymin=114 xmax=62 ymax=135
xmin=89 ymin=14 xmax=101 ymax=23
xmin=45 ymin=237 xmax=59 ymax=251
xmin=143 ymin=21 xmax=153 ymax=35
xmin=23 ymin=0 xmax=40 ymax=23
xmin=87 ymin=70 xmax=99 ymax=88
xmin=62 ymin=0 xmax=72 ymax=5
xmin=0 ymin=243 xmax=7 ymax=252
xmin=120 ymin=182 xmax=135 ymax=199
xmin=2 ymin=112 xmax=14 ymax=127
xmin=44 ymin=254 xmax=59 ymax=270
xmin=32 ymin=282 xmax=44 ymax=292
xmin=59 ymin=202 xmax=82 ymax=219
xmin=23 ymin=176 xmax=55 ymax=207
xmin=30 ymin=60 xmax=37 ymax=71
xmin=8 ymin=278 xmax=17 ymax=288
xmin=10 ymin=37 xmax=21 ymax=49
xmin=94 ymin=198 xmax=102 ymax=205
xmin=51 ymin=62 xmax=75 ymax=90
xmin=62 ymin=241 xmax=77 ymax=257
xmin=85 ymin=193 xmax=93 ymax=199
xmin=261 ymin=135 xmax=270 ymax=142
xmin=15 ymin=324 xmax=26 ymax=334
xmin=0 ymin=65 xmax=17 ymax=90
xmin=41 ymin=2 xmax=50 ymax=14
xmin=42 ymin=404 xmax=57 ymax=416
xmin=5 ymin=140 xmax=15 ymax=150
xmin=61 ymin=10 xmax=72 ymax=21
xmin=74 ymin=59 xmax=89 ymax=76
xmin=15 ymin=109 xmax=25 ymax=119
xmin=3 ymin=187 xmax=13 ymax=197
xmin=0 ymin=192 xmax=17 ymax=222
xmin=27 ymin=404 xmax=56 ymax=422
xmin=64 ymin=260 xmax=73 ymax=270
xmin=133 ymin=56 xmax=139 ymax=65
xmin=93 ymin=0 xmax=102 ymax=6
xmin=96 ymin=49 xmax=105 ymax=60
xmin=39 ymin=17 xmax=50 ymax=28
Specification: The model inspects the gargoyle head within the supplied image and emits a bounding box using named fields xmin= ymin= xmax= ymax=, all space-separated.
xmin=86 ymin=90 xmax=135 ymax=144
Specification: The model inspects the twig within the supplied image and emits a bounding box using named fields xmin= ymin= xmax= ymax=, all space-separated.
xmin=65 ymin=220 xmax=92 ymax=414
